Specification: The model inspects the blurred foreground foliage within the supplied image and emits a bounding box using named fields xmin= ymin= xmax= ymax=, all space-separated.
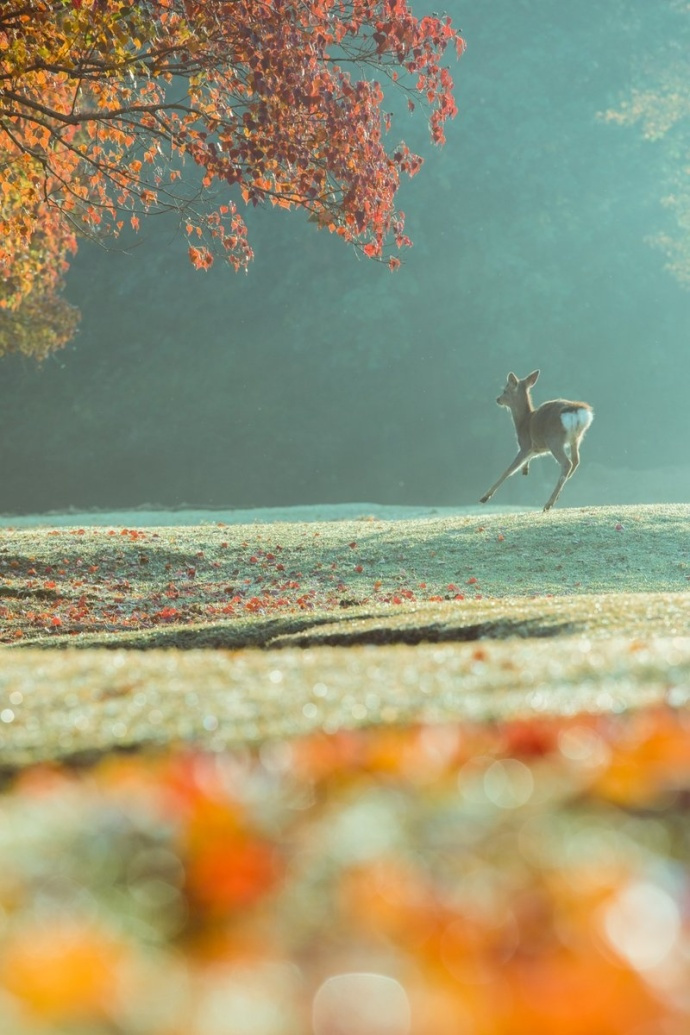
xmin=1 ymin=705 xmax=690 ymax=1033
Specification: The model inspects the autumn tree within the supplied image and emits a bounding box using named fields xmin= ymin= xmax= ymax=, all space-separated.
xmin=0 ymin=0 xmax=463 ymax=357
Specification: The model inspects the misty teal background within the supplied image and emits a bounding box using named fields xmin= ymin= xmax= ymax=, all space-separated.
xmin=0 ymin=0 xmax=688 ymax=513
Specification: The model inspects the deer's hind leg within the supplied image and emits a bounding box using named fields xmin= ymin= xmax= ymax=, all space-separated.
xmin=568 ymin=434 xmax=582 ymax=474
xmin=543 ymin=442 xmax=573 ymax=511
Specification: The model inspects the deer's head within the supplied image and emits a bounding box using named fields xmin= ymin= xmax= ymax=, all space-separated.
xmin=496 ymin=369 xmax=540 ymax=408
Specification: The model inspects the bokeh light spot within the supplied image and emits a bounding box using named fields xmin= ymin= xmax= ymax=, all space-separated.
xmin=312 ymin=973 xmax=411 ymax=1035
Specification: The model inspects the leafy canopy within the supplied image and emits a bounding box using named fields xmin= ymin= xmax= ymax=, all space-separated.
xmin=0 ymin=0 xmax=463 ymax=356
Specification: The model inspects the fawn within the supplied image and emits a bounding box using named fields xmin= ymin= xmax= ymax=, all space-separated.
xmin=479 ymin=370 xmax=593 ymax=511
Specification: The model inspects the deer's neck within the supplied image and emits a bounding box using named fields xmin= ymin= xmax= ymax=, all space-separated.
xmin=509 ymin=395 xmax=534 ymax=445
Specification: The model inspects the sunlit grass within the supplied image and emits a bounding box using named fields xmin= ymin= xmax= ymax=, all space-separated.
xmin=0 ymin=504 xmax=687 ymax=648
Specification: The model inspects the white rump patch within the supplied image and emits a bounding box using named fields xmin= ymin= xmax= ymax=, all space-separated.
xmin=561 ymin=408 xmax=593 ymax=435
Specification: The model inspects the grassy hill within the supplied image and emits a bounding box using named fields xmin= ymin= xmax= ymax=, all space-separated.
xmin=0 ymin=503 xmax=688 ymax=771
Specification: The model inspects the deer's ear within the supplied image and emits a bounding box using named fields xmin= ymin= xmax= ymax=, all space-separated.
xmin=507 ymin=372 xmax=518 ymax=386
xmin=525 ymin=369 xmax=540 ymax=386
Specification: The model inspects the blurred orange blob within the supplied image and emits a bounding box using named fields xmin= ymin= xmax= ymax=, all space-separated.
xmin=592 ymin=710 xmax=690 ymax=805
xmin=0 ymin=920 xmax=130 ymax=1022
xmin=410 ymin=949 xmax=669 ymax=1035
xmin=339 ymin=859 xmax=438 ymax=948
xmin=184 ymin=831 xmax=282 ymax=914
xmin=178 ymin=783 xmax=283 ymax=915
xmin=503 ymin=951 xmax=667 ymax=1035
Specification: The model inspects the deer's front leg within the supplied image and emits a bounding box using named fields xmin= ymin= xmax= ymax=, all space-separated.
xmin=480 ymin=451 xmax=531 ymax=504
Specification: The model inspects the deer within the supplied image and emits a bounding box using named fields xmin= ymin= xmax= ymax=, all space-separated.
xmin=479 ymin=370 xmax=593 ymax=511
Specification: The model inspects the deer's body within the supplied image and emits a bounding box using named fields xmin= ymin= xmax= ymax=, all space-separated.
xmin=479 ymin=370 xmax=593 ymax=511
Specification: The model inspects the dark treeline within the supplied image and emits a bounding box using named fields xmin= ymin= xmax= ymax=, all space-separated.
xmin=0 ymin=0 xmax=688 ymax=513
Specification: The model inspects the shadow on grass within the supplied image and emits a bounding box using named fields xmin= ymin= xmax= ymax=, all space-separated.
xmin=11 ymin=609 xmax=579 ymax=651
